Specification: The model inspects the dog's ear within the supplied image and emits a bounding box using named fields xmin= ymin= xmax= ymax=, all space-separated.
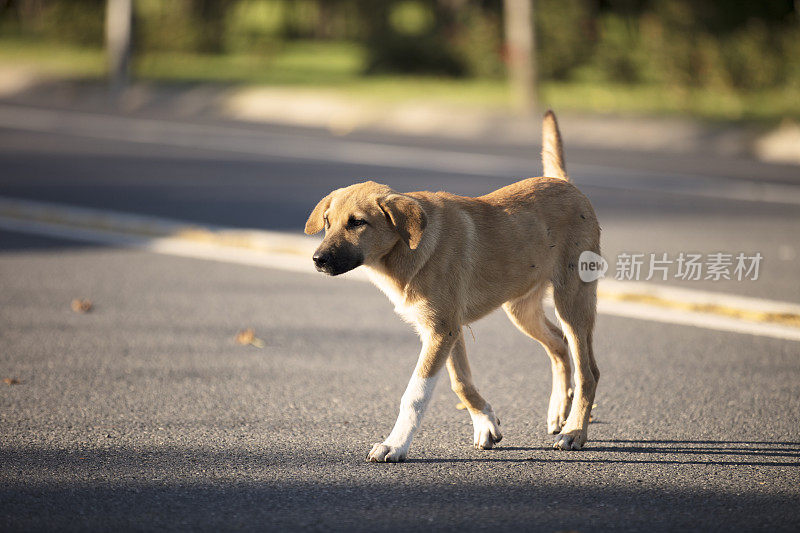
xmin=378 ymin=194 xmax=427 ymax=249
xmin=305 ymin=193 xmax=333 ymax=235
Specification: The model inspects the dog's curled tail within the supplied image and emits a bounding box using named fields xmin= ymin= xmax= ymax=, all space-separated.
xmin=542 ymin=109 xmax=569 ymax=181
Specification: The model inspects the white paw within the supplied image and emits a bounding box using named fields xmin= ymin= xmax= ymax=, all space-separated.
xmin=471 ymin=405 xmax=503 ymax=450
xmin=547 ymin=418 xmax=566 ymax=435
xmin=547 ymin=403 xmax=568 ymax=434
xmin=367 ymin=442 xmax=407 ymax=463
xmin=547 ymin=388 xmax=572 ymax=434
xmin=553 ymin=430 xmax=586 ymax=451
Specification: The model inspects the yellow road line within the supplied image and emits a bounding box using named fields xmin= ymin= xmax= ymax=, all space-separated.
xmin=2 ymin=195 xmax=798 ymax=332
xmin=597 ymin=290 xmax=800 ymax=329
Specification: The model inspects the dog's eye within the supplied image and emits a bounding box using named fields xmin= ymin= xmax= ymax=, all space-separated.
xmin=347 ymin=217 xmax=367 ymax=229
xmin=323 ymin=216 xmax=330 ymax=229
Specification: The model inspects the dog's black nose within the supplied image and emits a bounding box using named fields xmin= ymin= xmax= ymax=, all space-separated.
xmin=313 ymin=252 xmax=329 ymax=268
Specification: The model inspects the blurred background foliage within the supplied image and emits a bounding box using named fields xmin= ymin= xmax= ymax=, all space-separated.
xmin=1 ymin=0 xmax=798 ymax=119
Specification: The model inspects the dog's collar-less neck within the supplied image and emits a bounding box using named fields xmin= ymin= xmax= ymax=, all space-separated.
xmin=376 ymin=208 xmax=440 ymax=289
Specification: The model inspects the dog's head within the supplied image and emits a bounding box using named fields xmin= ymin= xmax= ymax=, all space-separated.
xmin=304 ymin=181 xmax=427 ymax=276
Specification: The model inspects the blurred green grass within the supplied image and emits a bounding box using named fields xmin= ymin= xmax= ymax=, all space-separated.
xmin=2 ymin=37 xmax=798 ymax=123
xmin=0 ymin=38 xmax=107 ymax=77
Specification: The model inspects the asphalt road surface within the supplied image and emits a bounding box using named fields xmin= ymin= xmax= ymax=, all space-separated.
xmin=1 ymin=105 xmax=799 ymax=531
xmin=0 ymin=105 xmax=798 ymax=301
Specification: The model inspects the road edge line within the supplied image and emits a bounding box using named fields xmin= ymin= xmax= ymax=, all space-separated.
xmin=1 ymin=197 xmax=798 ymax=341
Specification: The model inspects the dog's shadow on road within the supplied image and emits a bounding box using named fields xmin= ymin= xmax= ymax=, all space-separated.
xmin=411 ymin=439 xmax=800 ymax=467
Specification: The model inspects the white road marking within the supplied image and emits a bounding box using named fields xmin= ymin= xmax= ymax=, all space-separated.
xmin=1 ymin=104 xmax=799 ymax=205
xmin=596 ymin=298 xmax=800 ymax=342
xmin=1 ymin=212 xmax=799 ymax=342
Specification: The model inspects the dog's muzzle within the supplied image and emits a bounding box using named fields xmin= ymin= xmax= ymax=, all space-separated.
xmin=312 ymin=247 xmax=362 ymax=276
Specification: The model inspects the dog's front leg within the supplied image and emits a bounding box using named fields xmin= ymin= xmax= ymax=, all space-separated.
xmin=367 ymin=329 xmax=456 ymax=463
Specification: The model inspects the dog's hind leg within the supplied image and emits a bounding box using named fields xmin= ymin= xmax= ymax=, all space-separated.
xmin=551 ymin=278 xmax=599 ymax=450
xmin=503 ymin=286 xmax=573 ymax=435
xmin=446 ymin=331 xmax=502 ymax=449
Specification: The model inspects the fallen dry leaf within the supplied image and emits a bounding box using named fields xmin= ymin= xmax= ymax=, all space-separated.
xmin=235 ymin=328 xmax=265 ymax=348
xmin=455 ymin=402 xmax=467 ymax=410
xmin=71 ymin=299 xmax=93 ymax=313
xmin=3 ymin=377 xmax=21 ymax=385
xmin=235 ymin=328 xmax=254 ymax=344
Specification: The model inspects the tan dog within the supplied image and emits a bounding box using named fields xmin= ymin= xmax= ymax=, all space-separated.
xmin=305 ymin=111 xmax=600 ymax=462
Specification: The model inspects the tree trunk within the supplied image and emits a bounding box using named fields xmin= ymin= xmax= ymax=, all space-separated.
xmin=503 ymin=0 xmax=537 ymax=113
xmin=106 ymin=0 xmax=132 ymax=92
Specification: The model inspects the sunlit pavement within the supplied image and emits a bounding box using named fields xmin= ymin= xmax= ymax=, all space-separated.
xmin=1 ymin=109 xmax=798 ymax=531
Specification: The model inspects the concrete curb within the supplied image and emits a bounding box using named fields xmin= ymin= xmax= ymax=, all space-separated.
xmin=225 ymin=87 xmax=776 ymax=161
xmin=0 ymin=196 xmax=321 ymax=257
xmin=598 ymin=280 xmax=800 ymax=329
xmin=2 ymin=195 xmax=799 ymax=338
xmin=1 ymin=73 xmax=798 ymax=165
